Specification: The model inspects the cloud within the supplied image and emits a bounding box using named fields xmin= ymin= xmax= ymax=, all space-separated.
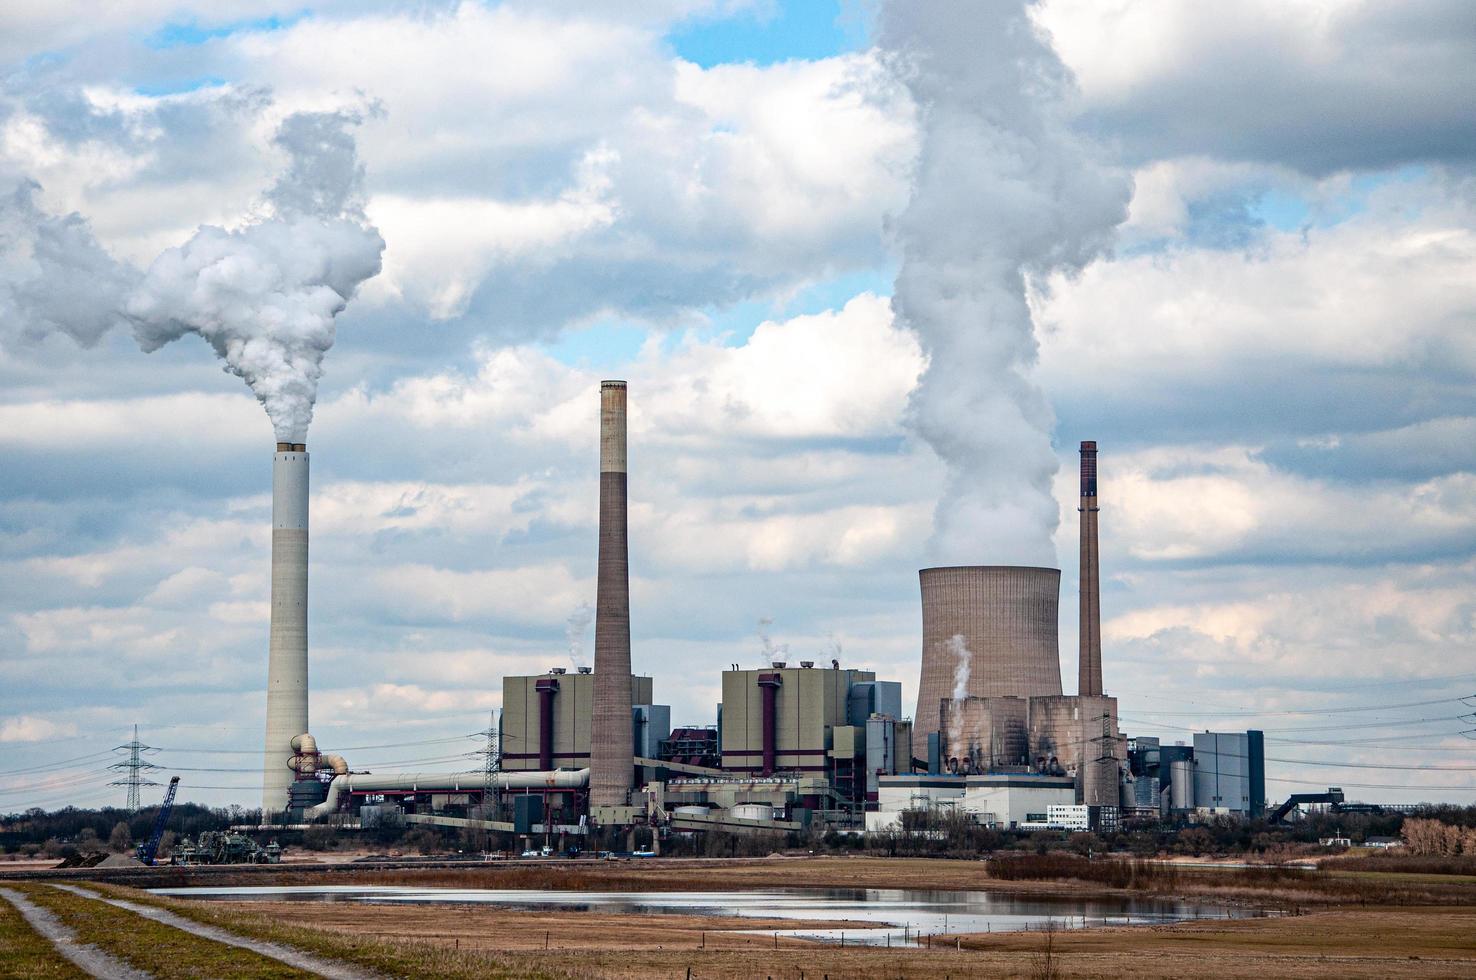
xmin=0 ymin=714 xmax=79 ymax=742
xmin=1036 ymin=0 xmax=1476 ymax=173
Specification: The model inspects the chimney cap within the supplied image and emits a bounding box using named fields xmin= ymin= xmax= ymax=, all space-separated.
xmin=600 ymin=379 xmax=627 ymax=389
xmin=1080 ymin=440 xmax=1097 ymax=451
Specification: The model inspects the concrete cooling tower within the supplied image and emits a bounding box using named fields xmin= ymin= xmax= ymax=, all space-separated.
xmin=590 ymin=380 xmax=634 ymax=808
xmin=913 ymin=565 xmax=1063 ymax=747
xmin=262 ymin=442 xmax=309 ymax=813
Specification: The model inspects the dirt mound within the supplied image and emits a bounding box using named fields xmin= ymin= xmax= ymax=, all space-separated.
xmin=95 ymin=853 xmax=144 ymax=868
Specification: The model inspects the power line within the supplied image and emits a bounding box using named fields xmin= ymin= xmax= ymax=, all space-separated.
xmin=1125 ymin=696 xmax=1466 ymax=718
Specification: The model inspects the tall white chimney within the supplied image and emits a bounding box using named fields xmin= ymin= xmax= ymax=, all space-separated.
xmin=262 ymin=441 xmax=309 ymax=812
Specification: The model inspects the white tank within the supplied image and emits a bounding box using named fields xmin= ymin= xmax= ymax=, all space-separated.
xmin=673 ymin=805 xmax=710 ymax=817
xmin=730 ymin=803 xmax=774 ymax=821
xmin=1170 ymin=759 xmax=1193 ymax=810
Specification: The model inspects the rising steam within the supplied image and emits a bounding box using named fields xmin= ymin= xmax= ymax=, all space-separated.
xmin=0 ymin=181 xmax=132 ymax=348
xmin=126 ymin=111 xmax=385 ymax=442
xmin=946 ymin=633 xmax=971 ymax=762
xmin=879 ymin=1 xmax=1131 ymax=565
xmin=757 ymin=617 xmax=789 ymax=666
xmin=565 ymin=602 xmax=594 ymax=670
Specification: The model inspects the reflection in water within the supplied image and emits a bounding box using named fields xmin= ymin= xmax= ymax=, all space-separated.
xmin=149 ymin=885 xmax=1265 ymax=947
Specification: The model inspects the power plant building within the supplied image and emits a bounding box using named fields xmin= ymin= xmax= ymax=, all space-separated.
xmin=719 ymin=663 xmax=876 ymax=774
xmin=1193 ymin=730 xmax=1265 ymax=816
xmin=500 ymin=669 xmax=657 ymax=772
xmin=913 ymin=565 xmax=1063 ymax=747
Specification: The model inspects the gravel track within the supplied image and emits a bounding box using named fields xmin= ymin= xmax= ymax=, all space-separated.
xmin=48 ymin=884 xmax=383 ymax=980
xmin=0 ymin=885 xmax=153 ymax=979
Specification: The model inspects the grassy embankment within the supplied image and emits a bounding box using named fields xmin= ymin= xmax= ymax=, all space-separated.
xmin=0 ymin=889 xmax=85 ymax=979
xmin=86 ymin=880 xmax=1476 ymax=980
xmin=9 ymin=883 xmax=314 ymax=980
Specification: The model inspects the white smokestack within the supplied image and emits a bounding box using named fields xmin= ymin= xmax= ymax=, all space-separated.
xmin=263 ymin=442 xmax=309 ymax=812
xmin=879 ymin=0 xmax=1131 ymax=565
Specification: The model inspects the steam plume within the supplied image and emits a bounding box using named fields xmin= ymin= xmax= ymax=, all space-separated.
xmin=126 ymin=111 xmax=385 ymax=442
xmin=565 ymin=601 xmax=594 ymax=670
xmin=946 ymin=633 xmax=971 ymax=762
xmin=0 ymin=181 xmax=132 ymax=348
xmin=757 ymin=617 xmax=788 ymax=666
xmin=879 ymin=1 xmax=1131 ymax=564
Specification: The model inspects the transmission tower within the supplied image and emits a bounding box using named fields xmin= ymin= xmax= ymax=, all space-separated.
xmin=478 ymin=711 xmax=501 ymax=794
xmin=108 ymin=725 xmax=161 ymax=811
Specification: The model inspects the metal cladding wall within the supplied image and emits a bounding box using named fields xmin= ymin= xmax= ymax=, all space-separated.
xmin=914 ymin=566 xmax=1063 ymax=746
xmin=501 ymin=672 xmax=653 ymax=772
xmin=591 ymin=381 xmax=634 ymax=807
xmin=263 ymin=443 xmax=309 ymax=812
xmin=1027 ymin=694 xmax=1120 ymax=807
xmin=1078 ymin=442 xmax=1103 ymax=697
xmin=720 ymin=666 xmax=874 ymax=773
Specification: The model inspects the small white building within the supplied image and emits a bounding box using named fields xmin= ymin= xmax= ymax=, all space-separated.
xmin=870 ymin=773 xmax=1075 ymax=832
xmin=1046 ymin=804 xmax=1091 ymax=830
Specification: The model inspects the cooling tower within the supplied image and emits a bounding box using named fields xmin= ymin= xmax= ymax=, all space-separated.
xmin=590 ymin=381 xmax=634 ymax=808
xmin=262 ymin=441 xmax=309 ymax=813
xmin=914 ymin=566 xmax=1062 ymax=747
xmin=1078 ymin=441 xmax=1103 ymax=696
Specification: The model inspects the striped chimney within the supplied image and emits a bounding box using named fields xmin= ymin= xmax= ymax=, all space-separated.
xmin=590 ymin=381 xmax=634 ymax=807
xmin=1078 ymin=440 xmax=1103 ymax=696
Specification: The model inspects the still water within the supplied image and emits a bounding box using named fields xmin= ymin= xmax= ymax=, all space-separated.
xmin=150 ymin=885 xmax=1267 ymax=947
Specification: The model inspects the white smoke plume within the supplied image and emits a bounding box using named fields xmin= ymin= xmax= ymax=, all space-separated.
xmin=757 ymin=617 xmax=789 ymax=666
xmin=565 ymin=601 xmax=594 ymax=670
xmin=126 ymin=111 xmax=385 ymax=443
xmin=0 ymin=180 xmax=133 ymax=348
xmin=879 ymin=1 xmax=1131 ymax=565
xmin=946 ymin=633 xmax=971 ymax=762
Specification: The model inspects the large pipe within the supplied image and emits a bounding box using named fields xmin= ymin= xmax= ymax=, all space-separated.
xmin=591 ymin=380 xmax=634 ymax=808
xmin=305 ymin=768 xmax=590 ymax=820
xmin=263 ymin=443 xmax=309 ymax=813
xmin=535 ymin=677 xmax=558 ymax=770
xmin=1078 ymin=441 xmax=1103 ymax=696
xmin=758 ymin=673 xmax=782 ymax=775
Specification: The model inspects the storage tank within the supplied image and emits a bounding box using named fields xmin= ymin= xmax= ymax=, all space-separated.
xmin=914 ymin=566 xmax=1063 ymax=747
xmin=730 ymin=803 xmax=774 ymax=821
xmin=1170 ymin=758 xmax=1194 ymax=811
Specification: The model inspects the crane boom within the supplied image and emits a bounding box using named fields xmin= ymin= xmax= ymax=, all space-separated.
xmin=135 ymin=776 xmax=180 ymax=866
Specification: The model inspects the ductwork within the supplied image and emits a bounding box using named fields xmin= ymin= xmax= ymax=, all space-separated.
xmin=264 ymin=444 xmax=310 ymax=813
xmin=305 ymin=768 xmax=590 ymax=820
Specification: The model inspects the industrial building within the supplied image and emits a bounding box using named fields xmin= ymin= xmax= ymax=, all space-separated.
xmin=247 ymin=378 xmax=1287 ymax=842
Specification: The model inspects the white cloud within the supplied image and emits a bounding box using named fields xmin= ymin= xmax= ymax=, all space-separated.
xmin=0 ymin=714 xmax=79 ymax=742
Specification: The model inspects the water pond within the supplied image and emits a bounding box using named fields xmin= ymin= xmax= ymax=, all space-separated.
xmin=150 ymin=885 xmax=1269 ymax=947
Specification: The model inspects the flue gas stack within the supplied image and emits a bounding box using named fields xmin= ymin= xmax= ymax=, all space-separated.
xmin=262 ymin=442 xmax=309 ymax=812
xmin=590 ymin=381 xmax=634 ymax=807
xmin=1078 ymin=440 xmax=1103 ymax=696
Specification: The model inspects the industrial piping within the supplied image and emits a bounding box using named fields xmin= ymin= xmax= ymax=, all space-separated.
xmin=305 ymin=769 xmax=590 ymax=821
xmin=535 ymin=677 xmax=558 ymax=770
xmin=590 ymin=380 xmax=634 ymax=808
xmin=758 ymin=672 xmax=782 ymax=775
xmin=1078 ymin=441 xmax=1103 ymax=697
xmin=263 ymin=442 xmax=309 ymax=813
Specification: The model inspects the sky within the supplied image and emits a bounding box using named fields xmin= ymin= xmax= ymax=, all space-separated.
xmin=2 ymin=0 xmax=1474 ymax=812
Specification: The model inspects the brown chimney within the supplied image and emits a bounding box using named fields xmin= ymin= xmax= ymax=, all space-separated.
xmin=590 ymin=381 xmax=634 ymax=807
xmin=1078 ymin=441 xmax=1103 ymax=696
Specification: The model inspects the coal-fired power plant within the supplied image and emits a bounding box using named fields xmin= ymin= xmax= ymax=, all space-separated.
xmin=590 ymin=380 xmax=635 ymax=808
xmin=1078 ymin=440 xmax=1103 ymax=697
xmin=262 ymin=442 xmax=309 ymax=812
xmin=914 ymin=566 xmax=1063 ymax=746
